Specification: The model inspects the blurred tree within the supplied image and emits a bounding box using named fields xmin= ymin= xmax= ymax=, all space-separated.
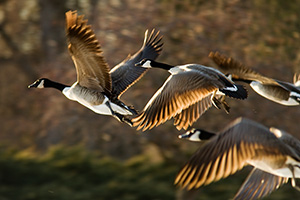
xmin=0 ymin=0 xmax=300 ymax=199
xmin=39 ymin=0 xmax=67 ymax=63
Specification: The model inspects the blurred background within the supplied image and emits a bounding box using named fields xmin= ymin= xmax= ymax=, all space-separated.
xmin=1 ymin=0 xmax=300 ymax=199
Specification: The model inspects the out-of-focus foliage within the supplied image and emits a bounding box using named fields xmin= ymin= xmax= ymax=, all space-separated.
xmin=0 ymin=146 xmax=299 ymax=200
xmin=0 ymin=146 xmax=176 ymax=200
xmin=1 ymin=0 xmax=300 ymax=199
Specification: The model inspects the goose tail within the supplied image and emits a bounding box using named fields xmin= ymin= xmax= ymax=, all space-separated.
xmin=220 ymin=84 xmax=248 ymax=100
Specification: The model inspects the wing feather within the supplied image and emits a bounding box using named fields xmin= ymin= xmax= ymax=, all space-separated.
xmin=132 ymin=71 xmax=224 ymax=131
xmin=66 ymin=10 xmax=111 ymax=92
xmin=209 ymin=51 xmax=279 ymax=85
xmin=174 ymin=95 xmax=213 ymax=132
xmin=110 ymin=29 xmax=163 ymax=97
xmin=174 ymin=118 xmax=294 ymax=190
xmin=234 ymin=168 xmax=289 ymax=200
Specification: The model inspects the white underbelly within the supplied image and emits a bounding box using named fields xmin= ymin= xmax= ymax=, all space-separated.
xmin=109 ymin=102 xmax=133 ymax=115
xmin=247 ymin=158 xmax=300 ymax=178
xmin=250 ymin=82 xmax=299 ymax=106
xmin=85 ymin=101 xmax=133 ymax=115
xmin=62 ymin=85 xmax=132 ymax=115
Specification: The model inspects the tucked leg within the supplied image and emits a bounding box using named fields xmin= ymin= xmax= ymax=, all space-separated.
xmin=211 ymin=92 xmax=230 ymax=114
xmin=112 ymin=98 xmax=137 ymax=115
xmin=288 ymin=164 xmax=300 ymax=191
xmin=105 ymin=101 xmax=133 ymax=126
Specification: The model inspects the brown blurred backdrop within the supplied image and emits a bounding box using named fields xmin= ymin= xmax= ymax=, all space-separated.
xmin=0 ymin=0 xmax=300 ymax=199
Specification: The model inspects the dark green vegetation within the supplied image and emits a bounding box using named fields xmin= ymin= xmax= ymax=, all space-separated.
xmin=0 ymin=146 xmax=176 ymax=200
xmin=0 ymin=146 xmax=299 ymax=200
xmin=1 ymin=0 xmax=300 ymax=199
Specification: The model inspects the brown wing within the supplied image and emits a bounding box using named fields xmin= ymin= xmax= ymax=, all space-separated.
xmin=110 ymin=29 xmax=163 ymax=97
xmin=174 ymin=117 xmax=294 ymax=190
xmin=65 ymin=10 xmax=111 ymax=92
xmin=209 ymin=51 xmax=279 ymax=85
xmin=132 ymin=71 xmax=224 ymax=131
xmin=234 ymin=168 xmax=288 ymax=200
xmin=173 ymin=95 xmax=213 ymax=130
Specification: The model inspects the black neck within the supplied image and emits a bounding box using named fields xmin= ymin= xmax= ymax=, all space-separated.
xmin=150 ymin=60 xmax=174 ymax=70
xmin=199 ymin=130 xmax=216 ymax=140
xmin=44 ymin=79 xmax=69 ymax=91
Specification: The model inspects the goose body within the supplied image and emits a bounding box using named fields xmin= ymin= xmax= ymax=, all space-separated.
xmin=62 ymin=82 xmax=130 ymax=115
xmin=176 ymin=118 xmax=300 ymax=199
xmin=250 ymin=78 xmax=300 ymax=105
xmin=28 ymin=11 xmax=163 ymax=125
xmin=132 ymin=59 xmax=247 ymax=131
xmin=209 ymin=51 xmax=300 ymax=106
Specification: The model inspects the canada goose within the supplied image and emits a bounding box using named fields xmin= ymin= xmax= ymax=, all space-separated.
xmin=209 ymin=51 xmax=300 ymax=106
xmin=175 ymin=117 xmax=300 ymax=200
xmin=132 ymin=59 xmax=248 ymax=131
xmin=28 ymin=11 xmax=163 ymax=125
xmin=178 ymin=128 xmax=291 ymax=200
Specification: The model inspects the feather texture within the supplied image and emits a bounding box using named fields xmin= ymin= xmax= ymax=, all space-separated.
xmin=110 ymin=29 xmax=163 ymax=97
xmin=175 ymin=118 xmax=299 ymax=190
xmin=66 ymin=10 xmax=112 ymax=93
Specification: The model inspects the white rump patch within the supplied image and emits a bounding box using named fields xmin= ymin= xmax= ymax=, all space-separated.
xmin=291 ymin=91 xmax=300 ymax=98
xmin=224 ymin=85 xmax=238 ymax=91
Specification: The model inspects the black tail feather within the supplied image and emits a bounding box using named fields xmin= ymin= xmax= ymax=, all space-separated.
xmin=220 ymin=84 xmax=248 ymax=100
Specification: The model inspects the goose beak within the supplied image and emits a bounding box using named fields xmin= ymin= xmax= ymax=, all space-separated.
xmin=178 ymin=132 xmax=190 ymax=139
xmin=28 ymin=82 xmax=37 ymax=88
xmin=135 ymin=60 xmax=143 ymax=67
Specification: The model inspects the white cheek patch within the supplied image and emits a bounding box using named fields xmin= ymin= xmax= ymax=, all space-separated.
xmin=142 ymin=60 xmax=152 ymax=68
xmin=37 ymin=80 xmax=45 ymax=88
xmin=190 ymin=131 xmax=201 ymax=142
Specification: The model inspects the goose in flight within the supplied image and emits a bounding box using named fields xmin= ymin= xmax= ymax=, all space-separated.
xmin=28 ymin=10 xmax=163 ymax=126
xmin=132 ymin=59 xmax=247 ymax=131
xmin=176 ymin=117 xmax=300 ymax=200
xmin=209 ymin=51 xmax=300 ymax=106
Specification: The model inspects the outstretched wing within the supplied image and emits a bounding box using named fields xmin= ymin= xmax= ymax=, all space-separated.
xmin=132 ymin=71 xmax=224 ymax=131
xmin=234 ymin=168 xmax=288 ymax=200
xmin=173 ymin=95 xmax=213 ymax=130
xmin=174 ymin=118 xmax=293 ymax=190
xmin=66 ymin=10 xmax=111 ymax=92
xmin=110 ymin=29 xmax=163 ymax=97
xmin=209 ymin=51 xmax=279 ymax=85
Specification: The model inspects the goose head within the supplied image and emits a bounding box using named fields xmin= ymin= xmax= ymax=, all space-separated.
xmin=28 ymin=78 xmax=49 ymax=89
xmin=179 ymin=128 xmax=216 ymax=142
xmin=135 ymin=59 xmax=153 ymax=68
